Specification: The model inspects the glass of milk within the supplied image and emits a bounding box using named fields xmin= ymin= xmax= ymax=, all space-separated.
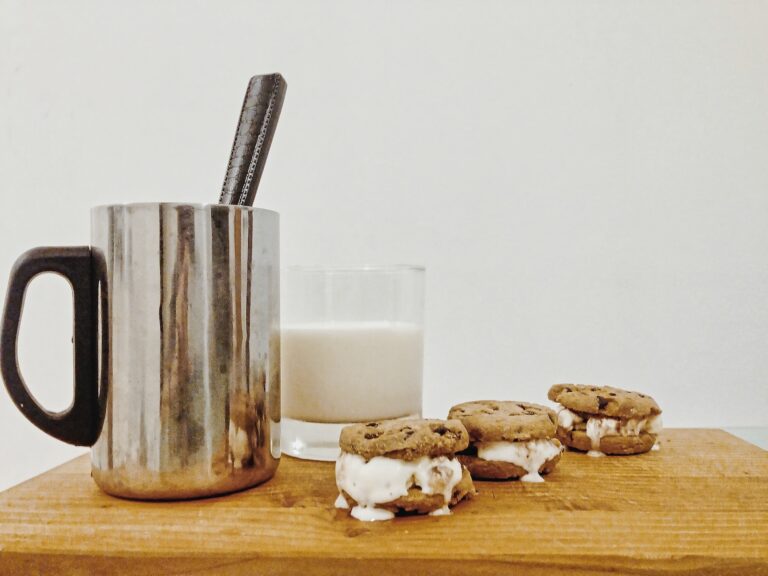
xmin=281 ymin=266 xmax=425 ymax=461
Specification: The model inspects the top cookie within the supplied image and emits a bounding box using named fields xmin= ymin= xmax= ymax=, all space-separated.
xmin=548 ymin=384 xmax=661 ymax=419
xmin=339 ymin=419 xmax=469 ymax=461
xmin=447 ymin=401 xmax=557 ymax=442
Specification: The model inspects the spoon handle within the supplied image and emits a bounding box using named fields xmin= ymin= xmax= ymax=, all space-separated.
xmin=220 ymin=73 xmax=287 ymax=206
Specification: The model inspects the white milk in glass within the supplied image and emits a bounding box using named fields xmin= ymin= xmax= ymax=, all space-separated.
xmin=282 ymin=322 xmax=423 ymax=423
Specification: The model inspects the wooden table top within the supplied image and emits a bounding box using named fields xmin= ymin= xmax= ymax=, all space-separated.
xmin=1 ymin=429 xmax=766 ymax=575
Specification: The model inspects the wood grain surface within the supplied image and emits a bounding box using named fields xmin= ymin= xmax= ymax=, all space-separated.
xmin=0 ymin=429 xmax=766 ymax=575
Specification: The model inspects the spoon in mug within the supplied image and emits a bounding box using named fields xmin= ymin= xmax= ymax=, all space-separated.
xmin=219 ymin=73 xmax=287 ymax=206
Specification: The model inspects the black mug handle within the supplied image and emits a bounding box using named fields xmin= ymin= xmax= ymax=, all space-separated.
xmin=1 ymin=246 xmax=102 ymax=446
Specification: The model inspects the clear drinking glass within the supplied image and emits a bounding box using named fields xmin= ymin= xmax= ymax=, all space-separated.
xmin=281 ymin=266 xmax=425 ymax=461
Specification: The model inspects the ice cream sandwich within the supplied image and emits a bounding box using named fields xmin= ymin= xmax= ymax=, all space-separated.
xmin=335 ymin=419 xmax=475 ymax=521
xmin=548 ymin=383 xmax=662 ymax=456
xmin=448 ymin=401 xmax=563 ymax=482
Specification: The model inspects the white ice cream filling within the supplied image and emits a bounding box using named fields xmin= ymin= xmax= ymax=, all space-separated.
xmin=555 ymin=404 xmax=663 ymax=457
xmin=335 ymin=452 xmax=463 ymax=521
xmin=475 ymin=439 xmax=563 ymax=483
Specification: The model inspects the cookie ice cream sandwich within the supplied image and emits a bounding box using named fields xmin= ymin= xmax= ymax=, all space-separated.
xmin=335 ymin=419 xmax=476 ymax=521
xmin=447 ymin=401 xmax=563 ymax=482
xmin=548 ymin=383 xmax=662 ymax=457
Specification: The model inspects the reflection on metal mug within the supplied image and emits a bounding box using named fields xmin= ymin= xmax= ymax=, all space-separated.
xmin=1 ymin=203 xmax=280 ymax=500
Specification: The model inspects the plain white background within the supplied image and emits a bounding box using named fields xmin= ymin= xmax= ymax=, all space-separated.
xmin=1 ymin=0 xmax=766 ymax=490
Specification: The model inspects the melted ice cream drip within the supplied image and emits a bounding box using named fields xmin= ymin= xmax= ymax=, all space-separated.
xmin=334 ymin=493 xmax=350 ymax=509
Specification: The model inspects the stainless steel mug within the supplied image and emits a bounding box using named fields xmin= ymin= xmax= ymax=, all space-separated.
xmin=1 ymin=203 xmax=280 ymax=499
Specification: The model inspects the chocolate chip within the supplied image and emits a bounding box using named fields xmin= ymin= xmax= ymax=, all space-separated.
xmin=609 ymin=392 xmax=616 ymax=397
xmin=364 ymin=431 xmax=382 ymax=439
xmin=365 ymin=422 xmax=379 ymax=428
xmin=597 ymin=396 xmax=609 ymax=409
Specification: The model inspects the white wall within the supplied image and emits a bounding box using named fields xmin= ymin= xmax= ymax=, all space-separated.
xmin=1 ymin=0 xmax=766 ymax=490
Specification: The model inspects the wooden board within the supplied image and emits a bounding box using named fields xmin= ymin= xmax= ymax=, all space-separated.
xmin=0 ymin=429 xmax=766 ymax=575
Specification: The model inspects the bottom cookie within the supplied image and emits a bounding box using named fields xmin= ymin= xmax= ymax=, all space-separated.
xmin=457 ymin=454 xmax=560 ymax=480
xmin=557 ymin=428 xmax=656 ymax=455
xmin=340 ymin=466 xmax=475 ymax=517
xmin=458 ymin=452 xmax=561 ymax=480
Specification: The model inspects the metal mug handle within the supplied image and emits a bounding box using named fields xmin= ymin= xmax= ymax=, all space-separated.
xmin=0 ymin=246 xmax=103 ymax=446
